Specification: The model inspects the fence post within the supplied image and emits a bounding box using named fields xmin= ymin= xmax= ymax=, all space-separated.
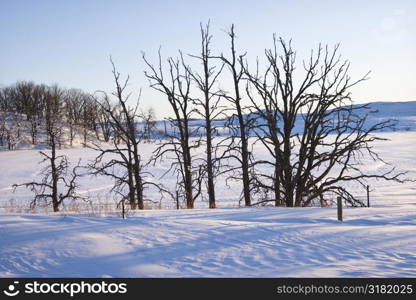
xmin=366 ymin=185 xmax=370 ymax=207
xmin=122 ymin=199 xmax=125 ymax=219
xmin=337 ymin=196 xmax=343 ymax=221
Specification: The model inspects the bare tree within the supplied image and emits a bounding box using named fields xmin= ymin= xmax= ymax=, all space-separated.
xmin=28 ymin=84 xmax=46 ymax=145
xmin=64 ymin=89 xmax=85 ymax=146
xmin=14 ymin=81 xmax=34 ymax=122
xmin=96 ymin=94 xmax=113 ymax=142
xmin=80 ymin=94 xmax=97 ymax=147
xmin=143 ymin=50 xmax=203 ymax=209
xmin=13 ymin=87 xmax=83 ymax=212
xmin=189 ymin=22 xmax=225 ymax=208
xmin=44 ymin=85 xmax=64 ymax=149
xmin=89 ymin=59 xmax=163 ymax=210
xmin=0 ymin=113 xmax=16 ymax=150
xmin=13 ymin=152 xmax=83 ymax=212
xmin=139 ymin=106 xmax=157 ymax=142
xmin=3 ymin=82 xmax=45 ymax=145
xmin=215 ymin=25 xmax=253 ymax=206
xmin=14 ymin=82 xmax=44 ymax=145
xmin=0 ymin=112 xmax=5 ymax=147
xmin=244 ymin=37 xmax=406 ymax=207
xmin=0 ymin=87 xmax=9 ymax=112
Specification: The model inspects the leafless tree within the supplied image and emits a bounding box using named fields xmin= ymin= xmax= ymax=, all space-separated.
xmin=13 ymin=87 xmax=83 ymax=212
xmin=0 ymin=113 xmax=16 ymax=150
xmin=139 ymin=106 xmax=157 ymax=142
xmin=0 ymin=113 xmax=5 ymax=147
xmin=96 ymin=94 xmax=113 ymax=142
xmin=44 ymin=85 xmax=64 ymax=149
xmin=244 ymin=37 xmax=407 ymax=207
xmin=80 ymin=94 xmax=97 ymax=147
xmin=28 ymin=84 xmax=46 ymax=145
xmin=64 ymin=88 xmax=85 ymax=146
xmin=189 ymin=22 xmax=225 ymax=208
xmin=0 ymin=87 xmax=9 ymax=112
xmin=143 ymin=50 xmax=203 ymax=209
xmin=3 ymin=82 xmax=46 ymax=145
xmin=13 ymin=152 xmax=83 ymax=212
xmin=14 ymin=81 xmax=34 ymax=122
xmin=89 ymin=59 xmax=163 ymax=210
xmin=14 ymin=82 xmax=40 ymax=145
xmin=215 ymin=25 xmax=253 ymax=206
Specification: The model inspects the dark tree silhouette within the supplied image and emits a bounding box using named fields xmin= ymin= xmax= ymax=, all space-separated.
xmin=89 ymin=59 xmax=163 ymax=210
xmin=13 ymin=87 xmax=83 ymax=212
xmin=215 ymin=25 xmax=253 ymax=206
xmin=244 ymin=36 xmax=406 ymax=207
xmin=139 ymin=106 xmax=157 ymax=142
xmin=189 ymin=22 xmax=225 ymax=208
xmin=64 ymin=89 xmax=85 ymax=146
xmin=143 ymin=50 xmax=203 ymax=209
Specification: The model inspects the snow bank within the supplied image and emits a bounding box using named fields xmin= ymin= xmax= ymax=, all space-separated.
xmin=0 ymin=206 xmax=415 ymax=277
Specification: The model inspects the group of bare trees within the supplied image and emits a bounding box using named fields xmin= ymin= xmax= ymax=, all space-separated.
xmin=0 ymin=82 xmax=106 ymax=150
xmin=12 ymin=85 xmax=85 ymax=212
xmin=5 ymin=22 xmax=407 ymax=212
xmin=142 ymin=22 xmax=405 ymax=209
xmin=4 ymin=79 xmax=159 ymax=212
xmin=243 ymin=38 xmax=406 ymax=207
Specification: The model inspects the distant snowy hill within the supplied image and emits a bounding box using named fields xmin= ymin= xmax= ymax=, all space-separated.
xmin=2 ymin=101 xmax=415 ymax=151
xmin=156 ymin=101 xmax=416 ymax=136
xmin=358 ymin=101 xmax=416 ymax=132
xmin=365 ymin=101 xmax=416 ymax=117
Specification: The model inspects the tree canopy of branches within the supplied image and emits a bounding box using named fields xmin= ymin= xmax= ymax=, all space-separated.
xmin=216 ymin=25 xmax=254 ymax=206
xmin=4 ymin=22 xmax=410 ymax=211
xmin=143 ymin=51 xmax=203 ymax=209
xmin=189 ymin=22 xmax=225 ymax=208
xmin=89 ymin=59 xmax=163 ymax=210
xmin=13 ymin=87 xmax=83 ymax=212
xmin=244 ymin=36 xmax=406 ymax=207
xmin=0 ymin=81 xmax=106 ymax=149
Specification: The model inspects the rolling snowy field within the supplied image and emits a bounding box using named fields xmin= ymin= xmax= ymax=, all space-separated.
xmin=0 ymin=205 xmax=415 ymax=277
xmin=0 ymin=131 xmax=415 ymax=277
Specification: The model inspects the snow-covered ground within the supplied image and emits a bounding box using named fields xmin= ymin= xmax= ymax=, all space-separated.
xmin=1 ymin=131 xmax=414 ymax=210
xmin=0 ymin=205 xmax=415 ymax=277
xmin=0 ymin=130 xmax=415 ymax=277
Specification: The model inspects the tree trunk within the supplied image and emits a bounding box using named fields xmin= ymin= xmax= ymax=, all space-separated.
xmin=83 ymin=127 xmax=87 ymax=147
xmin=205 ymin=115 xmax=216 ymax=208
xmin=184 ymin=160 xmax=194 ymax=209
xmin=237 ymin=107 xmax=251 ymax=206
xmin=234 ymin=68 xmax=251 ymax=206
xmin=127 ymin=164 xmax=137 ymax=210
xmin=274 ymin=163 xmax=280 ymax=206
xmin=69 ymin=125 xmax=73 ymax=147
xmin=50 ymin=136 xmax=59 ymax=212
xmin=133 ymin=144 xmax=144 ymax=210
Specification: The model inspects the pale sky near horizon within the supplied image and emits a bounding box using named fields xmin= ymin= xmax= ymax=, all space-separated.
xmin=0 ymin=0 xmax=415 ymax=118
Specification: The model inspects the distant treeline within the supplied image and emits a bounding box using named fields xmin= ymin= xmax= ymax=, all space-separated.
xmin=0 ymin=81 xmax=157 ymax=150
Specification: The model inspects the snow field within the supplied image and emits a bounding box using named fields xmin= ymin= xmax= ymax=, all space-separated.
xmin=0 ymin=131 xmax=415 ymax=277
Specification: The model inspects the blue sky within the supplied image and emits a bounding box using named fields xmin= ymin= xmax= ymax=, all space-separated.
xmin=0 ymin=0 xmax=415 ymax=118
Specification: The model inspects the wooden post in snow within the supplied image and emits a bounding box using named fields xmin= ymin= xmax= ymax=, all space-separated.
xmin=366 ymin=185 xmax=370 ymax=207
xmin=337 ymin=196 xmax=343 ymax=221
xmin=122 ymin=199 xmax=125 ymax=219
xmin=176 ymin=190 xmax=180 ymax=210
